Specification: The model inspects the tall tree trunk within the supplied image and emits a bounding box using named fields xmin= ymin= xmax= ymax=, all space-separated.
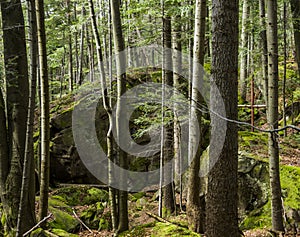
xmin=259 ymin=0 xmax=269 ymax=106
xmin=67 ymin=0 xmax=73 ymax=92
xmin=0 ymin=0 xmax=32 ymax=233
xmin=77 ymin=5 xmax=85 ymax=85
xmin=107 ymin=1 xmax=118 ymax=230
xmin=88 ymin=0 xmax=118 ymax=231
xmin=161 ymin=1 xmax=175 ymax=217
xmin=187 ymin=0 xmax=206 ymax=233
xmin=36 ymin=0 xmax=50 ymax=223
xmin=291 ymin=0 xmax=300 ymax=75
xmin=206 ymin=0 xmax=239 ymax=236
xmin=172 ymin=1 xmax=182 ymax=213
xmin=86 ymin=24 xmax=94 ymax=82
xmin=16 ymin=0 xmax=38 ymax=234
xmin=266 ymin=0 xmax=284 ymax=232
xmin=283 ymin=2 xmax=287 ymax=137
xmin=111 ymin=0 xmax=129 ymax=232
xmin=240 ymin=0 xmax=249 ymax=102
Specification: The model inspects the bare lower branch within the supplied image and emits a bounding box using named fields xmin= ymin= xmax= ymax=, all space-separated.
xmin=23 ymin=213 xmax=52 ymax=237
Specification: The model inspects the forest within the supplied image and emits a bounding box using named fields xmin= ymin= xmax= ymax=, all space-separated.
xmin=0 ymin=0 xmax=299 ymax=236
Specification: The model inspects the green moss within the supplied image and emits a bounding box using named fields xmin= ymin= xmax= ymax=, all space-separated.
xmin=51 ymin=229 xmax=78 ymax=237
xmin=152 ymin=222 xmax=201 ymax=237
xmin=119 ymin=222 xmax=156 ymax=237
xmin=241 ymin=164 xmax=300 ymax=230
xmin=150 ymin=71 xmax=162 ymax=83
xmin=130 ymin=192 xmax=146 ymax=202
xmin=240 ymin=201 xmax=272 ymax=230
xmin=238 ymin=131 xmax=268 ymax=159
xmin=30 ymin=228 xmax=46 ymax=237
xmin=48 ymin=207 xmax=79 ymax=232
xmin=280 ymin=165 xmax=300 ymax=210
xmin=50 ymin=186 xmax=109 ymax=206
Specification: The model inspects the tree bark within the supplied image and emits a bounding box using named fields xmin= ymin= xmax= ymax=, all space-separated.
xmin=206 ymin=0 xmax=239 ymax=236
xmin=259 ymin=0 xmax=269 ymax=106
xmin=172 ymin=1 xmax=182 ymax=213
xmin=77 ymin=5 xmax=85 ymax=85
xmin=66 ymin=0 xmax=73 ymax=92
xmin=88 ymin=0 xmax=118 ymax=231
xmin=36 ymin=0 xmax=50 ymax=224
xmin=187 ymin=0 xmax=206 ymax=234
xmin=291 ymin=0 xmax=300 ymax=75
xmin=240 ymin=0 xmax=249 ymax=102
xmin=16 ymin=0 xmax=38 ymax=234
xmin=161 ymin=1 xmax=175 ymax=217
xmin=0 ymin=0 xmax=33 ymax=233
xmin=110 ymin=0 xmax=129 ymax=233
xmin=266 ymin=0 xmax=284 ymax=232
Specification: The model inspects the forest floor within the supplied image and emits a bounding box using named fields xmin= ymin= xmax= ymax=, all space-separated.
xmin=74 ymin=131 xmax=300 ymax=237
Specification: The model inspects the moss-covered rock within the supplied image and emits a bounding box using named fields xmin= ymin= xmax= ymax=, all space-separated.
xmin=51 ymin=228 xmax=79 ymax=237
xmin=152 ymin=222 xmax=201 ymax=237
xmin=240 ymin=165 xmax=300 ymax=230
xmin=51 ymin=186 xmax=109 ymax=206
xmin=49 ymin=207 xmax=79 ymax=232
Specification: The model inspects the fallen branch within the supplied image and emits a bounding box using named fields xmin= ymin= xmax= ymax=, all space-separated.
xmin=72 ymin=208 xmax=93 ymax=233
xmin=146 ymin=211 xmax=171 ymax=224
xmin=145 ymin=212 xmax=187 ymax=229
xmin=23 ymin=213 xmax=53 ymax=236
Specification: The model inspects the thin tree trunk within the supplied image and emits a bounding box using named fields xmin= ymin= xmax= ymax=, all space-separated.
xmin=259 ymin=0 xmax=269 ymax=106
xmin=16 ymin=0 xmax=38 ymax=234
xmin=107 ymin=1 xmax=118 ymax=230
xmin=67 ymin=0 xmax=73 ymax=92
xmin=77 ymin=5 xmax=85 ymax=85
xmin=206 ymin=0 xmax=239 ymax=236
xmin=240 ymin=0 xmax=249 ymax=102
xmin=290 ymin=0 xmax=300 ymax=75
xmin=266 ymin=0 xmax=284 ymax=232
xmin=172 ymin=1 xmax=182 ymax=213
xmin=161 ymin=0 xmax=175 ymax=217
xmin=187 ymin=0 xmax=206 ymax=233
xmin=89 ymin=0 xmax=119 ymax=232
xmin=0 ymin=89 xmax=8 ymax=199
xmin=111 ymin=0 xmax=129 ymax=232
xmin=36 ymin=0 xmax=50 ymax=224
xmin=86 ymin=24 xmax=94 ymax=82
xmin=283 ymin=2 xmax=287 ymax=137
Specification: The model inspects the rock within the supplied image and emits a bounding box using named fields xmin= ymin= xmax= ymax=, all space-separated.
xmin=49 ymin=207 xmax=79 ymax=232
xmin=51 ymin=109 xmax=73 ymax=130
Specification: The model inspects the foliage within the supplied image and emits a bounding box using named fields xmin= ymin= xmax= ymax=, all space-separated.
xmin=80 ymin=202 xmax=111 ymax=230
